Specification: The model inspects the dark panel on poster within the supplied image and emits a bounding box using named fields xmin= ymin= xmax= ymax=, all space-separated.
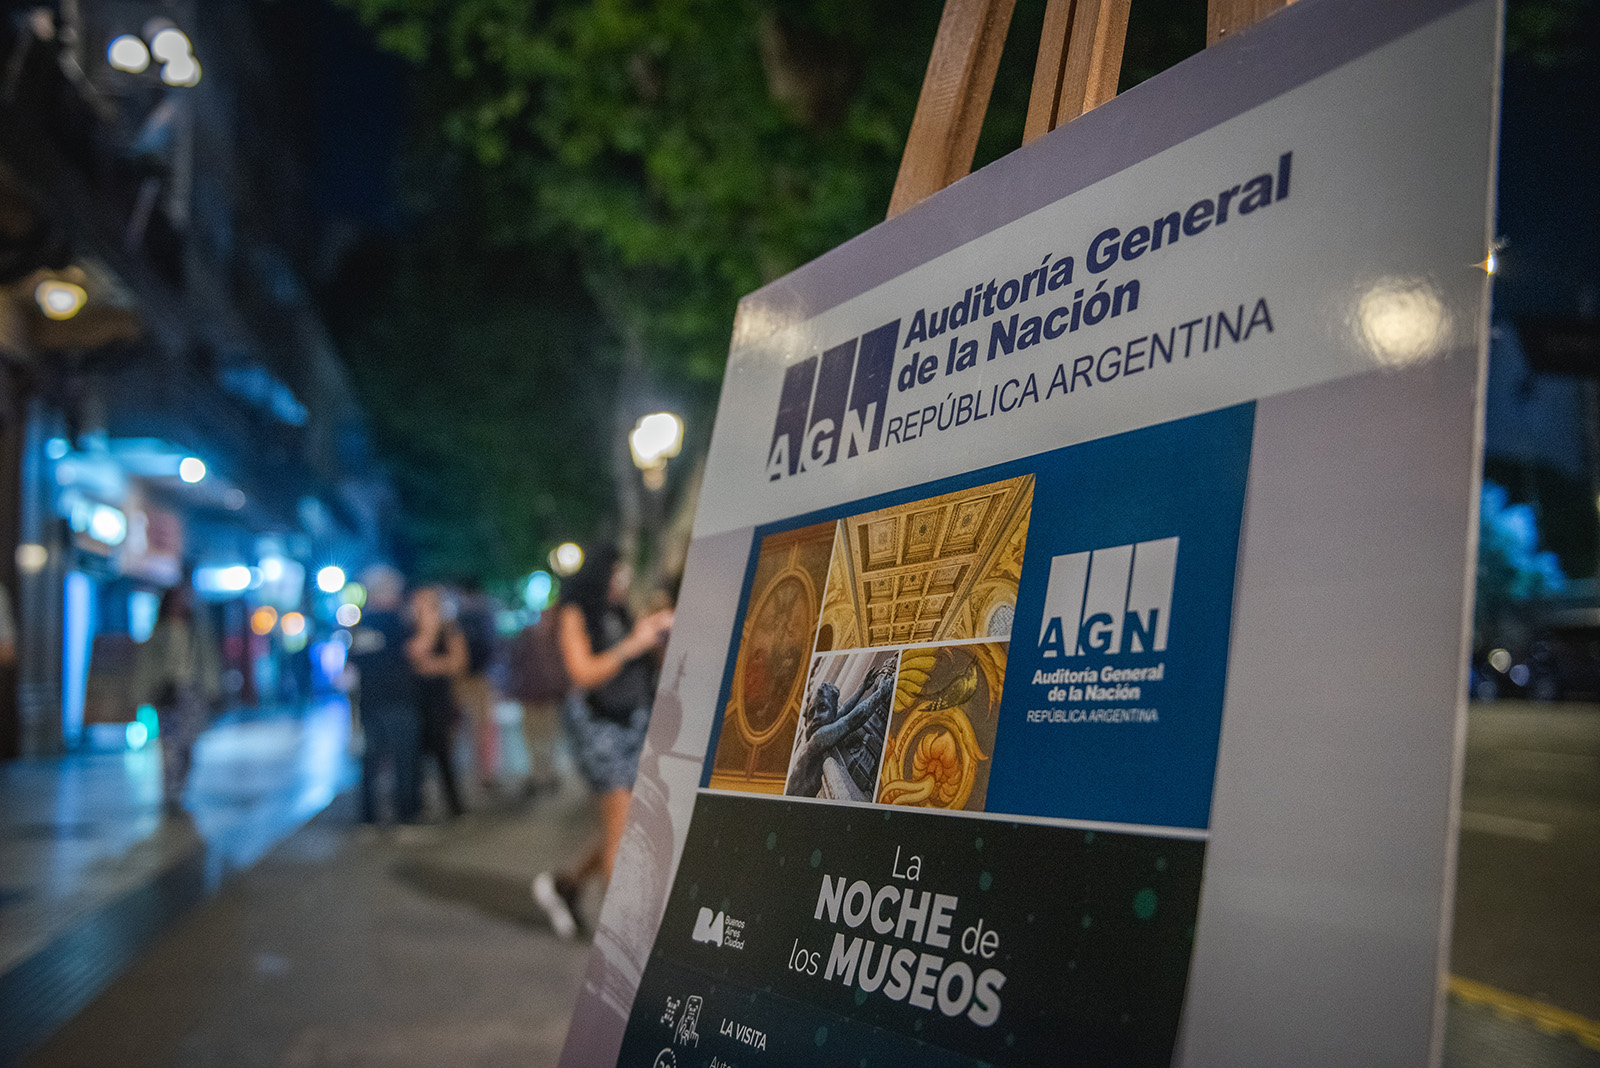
xmin=618 ymin=793 xmax=1204 ymax=1068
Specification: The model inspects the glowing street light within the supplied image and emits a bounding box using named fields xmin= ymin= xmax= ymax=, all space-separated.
xmin=149 ymin=26 xmax=191 ymax=63
xmin=550 ymin=542 xmax=584 ymax=576
xmin=35 ymin=279 xmax=87 ymax=320
xmin=159 ymin=52 xmax=200 ymax=87
xmin=107 ymin=34 xmax=150 ymax=73
xmin=109 ymin=21 xmax=200 ymax=87
xmin=629 ymin=411 xmax=684 ymax=491
xmin=316 ymin=566 xmax=346 ymax=593
xmin=178 ymin=456 xmax=206 ymax=483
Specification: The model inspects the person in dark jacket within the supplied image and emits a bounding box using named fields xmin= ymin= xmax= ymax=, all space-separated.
xmin=532 ymin=545 xmax=672 ymax=938
xmin=407 ymin=585 xmax=468 ymax=820
xmin=347 ymin=565 xmax=421 ymax=826
xmin=452 ymin=580 xmax=502 ymax=789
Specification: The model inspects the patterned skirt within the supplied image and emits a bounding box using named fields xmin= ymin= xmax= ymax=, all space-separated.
xmin=562 ymin=694 xmax=650 ymax=793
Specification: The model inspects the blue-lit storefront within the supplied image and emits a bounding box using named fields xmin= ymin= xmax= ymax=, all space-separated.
xmin=27 ymin=430 xmax=368 ymax=754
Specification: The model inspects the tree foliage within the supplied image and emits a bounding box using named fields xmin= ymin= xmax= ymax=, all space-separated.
xmin=340 ymin=0 xmax=952 ymax=382
xmin=342 ymin=0 xmax=1592 ymax=581
xmin=331 ymin=239 xmax=619 ymax=579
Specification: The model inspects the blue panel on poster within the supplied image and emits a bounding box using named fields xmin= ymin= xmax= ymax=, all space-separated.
xmin=985 ymin=403 xmax=1253 ymax=829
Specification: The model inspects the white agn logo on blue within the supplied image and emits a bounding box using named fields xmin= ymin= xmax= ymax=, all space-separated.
xmin=1037 ymin=537 xmax=1178 ymax=657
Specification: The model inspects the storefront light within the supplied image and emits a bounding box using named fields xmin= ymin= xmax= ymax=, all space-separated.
xmin=87 ymin=504 xmax=127 ymax=545
xmin=250 ymin=606 xmax=279 ymax=635
xmin=128 ymin=591 xmax=159 ymax=641
xmin=16 ymin=543 xmax=48 ymax=573
xmin=317 ymin=639 xmax=347 ymax=679
xmin=525 ymin=570 xmax=554 ymax=610
xmin=281 ymin=611 xmax=307 ymax=637
xmin=194 ymin=564 xmax=252 ymax=594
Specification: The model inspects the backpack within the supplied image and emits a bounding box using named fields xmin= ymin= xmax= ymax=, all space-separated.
xmin=507 ymin=610 xmax=569 ymax=704
xmin=458 ymin=605 xmax=498 ymax=675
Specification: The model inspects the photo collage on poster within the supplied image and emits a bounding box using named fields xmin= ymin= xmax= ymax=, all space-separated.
xmin=708 ymin=474 xmax=1032 ymax=815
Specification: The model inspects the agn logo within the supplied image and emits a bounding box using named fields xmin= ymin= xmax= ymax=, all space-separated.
xmin=1037 ymin=538 xmax=1178 ymax=658
xmin=766 ymin=320 xmax=899 ymax=480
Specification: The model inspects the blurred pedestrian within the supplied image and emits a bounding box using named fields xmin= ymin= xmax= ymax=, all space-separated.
xmin=407 ymin=585 xmax=468 ymax=820
xmin=532 ymin=545 xmax=672 ymax=938
xmin=133 ymin=582 xmax=222 ymax=814
xmin=507 ymin=605 xmax=568 ymax=799
xmin=347 ymin=565 xmax=422 ymax=827
xmin=452 ymin=580 xmax=502 ymax=790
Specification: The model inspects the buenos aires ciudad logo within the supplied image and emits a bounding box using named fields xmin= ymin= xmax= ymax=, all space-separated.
xmin=1037 ymin=537 xmax=1178 ymax=658
xmin=691 ymin=906 xmax=746 ymax=950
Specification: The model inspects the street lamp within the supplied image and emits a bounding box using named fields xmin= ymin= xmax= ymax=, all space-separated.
xmin=105 ymin=20 xmax=201 ymax=87
xmin=629 ymin=411 xmax=684 ymax=491
xmin=107 ymin=35 xmax=150 ymax=74
xmin=550 ymin=542 xmax=584 ymax=577
xmin=34 ymin=279 xmax=87 ymax=321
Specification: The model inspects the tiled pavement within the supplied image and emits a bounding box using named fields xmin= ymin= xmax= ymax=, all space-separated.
xmin=0 ymin=701 xmax=1595 ymax=1067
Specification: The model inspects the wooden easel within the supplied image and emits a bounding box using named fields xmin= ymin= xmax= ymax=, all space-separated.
xmin=888 ymin=0 xmax=1294 ymax=218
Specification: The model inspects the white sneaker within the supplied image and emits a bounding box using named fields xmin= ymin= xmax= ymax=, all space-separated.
xmin=532 ymin=871 xmax=578 ymax=939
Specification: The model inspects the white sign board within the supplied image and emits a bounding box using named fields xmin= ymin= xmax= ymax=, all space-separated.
xmin=561 ymin=0 xmax=1500 ymax=1063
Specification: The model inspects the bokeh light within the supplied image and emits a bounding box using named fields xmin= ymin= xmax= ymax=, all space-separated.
xmin=550 ymin=542 xmax=584 ymax=576
xmin=35 ymin=279 xmax=87 ymax=320
xmin=107 ymin=34 xmax=151 ymax=73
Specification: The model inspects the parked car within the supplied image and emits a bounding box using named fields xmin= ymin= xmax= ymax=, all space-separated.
xmin=1526 ymin=609 xmax=1600 ymax=701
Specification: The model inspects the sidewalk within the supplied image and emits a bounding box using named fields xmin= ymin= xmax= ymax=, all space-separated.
xmin=0 ymin=700 xmax=357 ymax=1065
xmin=1 ymin=700 xmax=1597 ymax=1067
xmin=20 ymin=790 xmax=599 ymax=1068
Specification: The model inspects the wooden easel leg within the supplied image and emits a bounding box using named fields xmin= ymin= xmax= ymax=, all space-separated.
xmin=1024 ymin=0 xmax=1078 ymax=144
xmin=888 ymin=0 xmax=1019 ymax=219
xmin=1024 ymin=0 xmax=1132 ymax=144
xmin=1207 ymin=0 xmax=1293 ymax=46
xmin=892 ymin=0 xmax=1298 ymax=218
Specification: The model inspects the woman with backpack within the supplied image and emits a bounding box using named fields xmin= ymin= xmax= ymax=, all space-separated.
xmin=532 ymin=544 xmax=672 ymax=939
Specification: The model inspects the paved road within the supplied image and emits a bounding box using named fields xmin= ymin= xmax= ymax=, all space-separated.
xmin=1451 ymin=701 xmax=1600 ymax=1021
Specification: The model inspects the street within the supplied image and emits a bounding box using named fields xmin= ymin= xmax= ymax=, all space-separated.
xmin=1452 ymin=701 xmax=1600 ymax=1022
